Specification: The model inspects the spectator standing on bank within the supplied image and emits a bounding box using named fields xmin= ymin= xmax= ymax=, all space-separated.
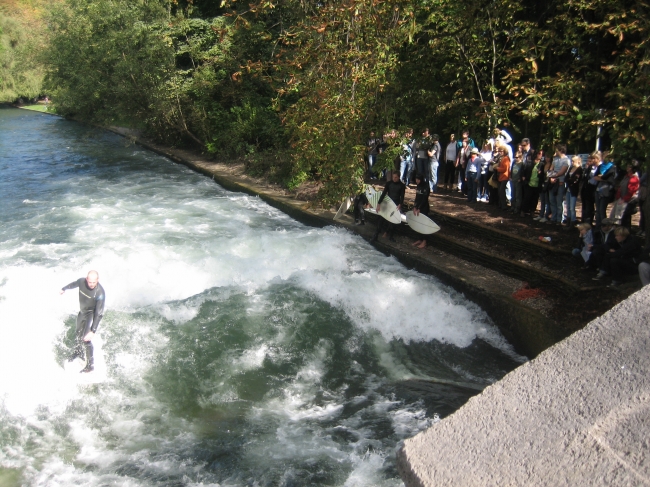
xmin=581 ymin=152 xmax=601 ymax=225
xmin=536 ymin=152 xmax=554 ymax=222
xmin=487 ymin=146 xmax=501 ymax=206
xmin=456 ymin=139 xmax=471 ymax=194
xmin=465 ymin=148 xmax=483 ymax=203
xmin=443 ymin=134 xmax=457 ymax=191
xmin=414 ymin=128 xmax=432 ymax=181
xmin=457 ymin=130 xmax=476 ymax=151
xmin=547 ymin=144 xmax=570 ymax=224
xmin=367 ymin=131 xmax=383 ymax=179
xmin=496 ymin=144 xmax=511 ymax=210
xmin=593 ymin=152 xmax=617 ymax=229
xmin=510 ymin=151 xmax=524 ymax=215
xmin=564 ymin=155 xmax=584 ymax=227
xmin=612 ymin=161 xmax=640 ymax=227
xmin=478 ymin=141 xmax=493 ymax=202
xmin=491 ymin=128 xmax=513 ymax=162
xmin=522 ymin=149 xmax=543 ymax=217
xmin=428 ymin=134 xmax=441 ymax=193
xmin=399 ymin=128 xmax=415 ymax=186
xmin=519 ymin=139 xmax=535 ymax=214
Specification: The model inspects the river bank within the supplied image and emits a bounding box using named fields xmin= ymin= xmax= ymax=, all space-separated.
xmin=103 ymin=125 xmax=638 ymax=358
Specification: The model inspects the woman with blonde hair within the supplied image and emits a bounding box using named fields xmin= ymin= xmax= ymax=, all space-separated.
xmin=564 ymin=155 xmax=584 ymax=227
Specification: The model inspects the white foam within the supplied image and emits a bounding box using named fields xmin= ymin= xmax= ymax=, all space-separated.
xmin=0 ymin=114 xmax=523 ymax=486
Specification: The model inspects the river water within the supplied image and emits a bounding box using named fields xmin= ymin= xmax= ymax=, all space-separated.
xmin=0 ymin=108 xmax=524 ymax=486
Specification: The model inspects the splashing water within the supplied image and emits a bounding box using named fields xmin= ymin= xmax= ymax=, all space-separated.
xmin=0 ymin=108 xmax=524 ymax=486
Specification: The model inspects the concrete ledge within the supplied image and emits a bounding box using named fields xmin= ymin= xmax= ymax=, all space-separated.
xmin=397 ymin=285 xmax=650 ymax=486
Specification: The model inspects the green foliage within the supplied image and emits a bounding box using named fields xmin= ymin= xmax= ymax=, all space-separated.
xmin=32 ymin=0 xmax=650 ymax=203
xmin=45 ymin=0 xmax=174 ymax=124
xmin=0 ymin=4 xmax=48 ymax=102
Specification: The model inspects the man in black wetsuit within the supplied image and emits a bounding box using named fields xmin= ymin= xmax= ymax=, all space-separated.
xmin=60 ymin=270 xmax=105 ymax=373
xmin=371 ymin=172 xmax=406 ymax=242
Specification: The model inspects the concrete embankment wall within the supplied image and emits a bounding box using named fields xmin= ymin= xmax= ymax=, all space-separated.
xmin=397 ymin=285 xmax=650 ymax=486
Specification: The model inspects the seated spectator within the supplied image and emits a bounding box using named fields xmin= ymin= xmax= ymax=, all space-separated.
xmin=412 ymin=173 xmax=430 ymax=249
xmin=572 ymin=223 xmax=594 ymax=262
xmin=585 ymin=217 xmax=618 ymax=270
xmin=593 ymin=226 xmax=641 ymax=286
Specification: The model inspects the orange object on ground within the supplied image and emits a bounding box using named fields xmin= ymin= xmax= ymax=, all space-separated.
xmin=512 ymin=282 xmax=545 ymax=300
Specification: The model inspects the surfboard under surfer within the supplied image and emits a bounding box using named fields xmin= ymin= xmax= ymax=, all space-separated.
xmin=60 ymin=270 xmax=105 ymax=373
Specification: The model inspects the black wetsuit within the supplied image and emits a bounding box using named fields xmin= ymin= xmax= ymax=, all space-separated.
xmin=373 ymin=179 xmax=406 ymax=240
xmin=62 ymin=278 xmax=105 ymax=367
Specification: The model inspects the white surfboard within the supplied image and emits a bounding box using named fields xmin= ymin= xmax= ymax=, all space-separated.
xmin=334 ymin=196 xmax=353 ymax=220
xmin=365 ymin=186 xmax=380 ymax=208
xmin=406 ymin=211 xmax=441 ymax=234
xmin=364 ymin=187 xmax=403 ymax=224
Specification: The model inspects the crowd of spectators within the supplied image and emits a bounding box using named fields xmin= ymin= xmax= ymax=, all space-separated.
xmin=366 ymin=128 xmax=649 ymax=287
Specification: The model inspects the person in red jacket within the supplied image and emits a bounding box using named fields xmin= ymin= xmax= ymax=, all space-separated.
xmin=612 ymin=162 xmax=640 ymax=228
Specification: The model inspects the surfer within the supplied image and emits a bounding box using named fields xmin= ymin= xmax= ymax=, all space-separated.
xmin=60 ymin=270 xmax=105 ymax=373
xmin=372 ymin=172 xmax=406 ymax=242
xmin=412 ymin=174 xmax=431 ymax=249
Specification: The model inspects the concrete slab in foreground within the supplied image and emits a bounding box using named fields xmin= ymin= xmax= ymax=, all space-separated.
xmin=397 ymin=286 xmax=650 ymax=486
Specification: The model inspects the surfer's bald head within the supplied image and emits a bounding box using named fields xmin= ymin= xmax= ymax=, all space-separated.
xmin=86 ymin=270 xmax=99 ymax=289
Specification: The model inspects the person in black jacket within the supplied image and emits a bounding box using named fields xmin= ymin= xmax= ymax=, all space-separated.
xmin=594 ymin=154 xmax=617 ymax=229
xmin=585 ymin=218 xmax=618 ymax=270
xmin=60 ymin=270 xmax=106 ymax=373
xmin=581 ymin=152 xmax=600 ymax=225
xmin=371 ymin=172 xmax=406 ymax=242
xmin=412 ymin=173 xmax=430 ymax=249
xmin=353 ymin=192 xmax=369 ymax=225
xmin=563 ymin=155 xmax=584 ymax=227
xmin=593 ymin=227 xmax=642 ymax=286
